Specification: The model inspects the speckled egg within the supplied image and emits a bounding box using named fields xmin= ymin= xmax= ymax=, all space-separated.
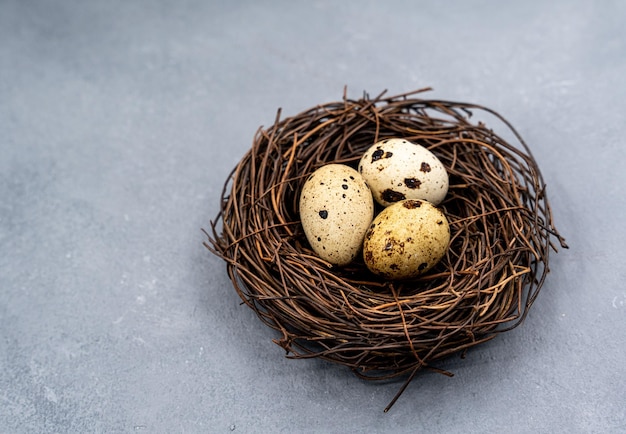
xmin=363 ymin=199 xmax=450 ymax=280
xmin=358 ymin=138 xmax=449 ymax=206
xmin=299 ymin=164 xmax=374 ymax=266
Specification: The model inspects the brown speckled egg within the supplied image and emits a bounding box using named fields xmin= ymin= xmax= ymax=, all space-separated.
xmin=358 ymin=138 xmax=449 ymax=207
xmin=299 ymin=164 xmax=374 ymax=266
xmin=363 ymin=199 xmax=450 ymax=279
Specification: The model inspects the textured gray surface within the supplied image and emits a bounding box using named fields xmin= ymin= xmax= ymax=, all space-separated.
xmin=1 ymin=1 xmax=625 ymax=432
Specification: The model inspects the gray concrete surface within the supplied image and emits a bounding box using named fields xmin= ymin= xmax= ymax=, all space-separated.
xmin=1 ymin=1 xmax=625 ymax=432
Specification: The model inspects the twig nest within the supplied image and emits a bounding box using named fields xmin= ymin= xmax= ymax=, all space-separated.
xmin=205 ymin=88 xmax=567 ymax=411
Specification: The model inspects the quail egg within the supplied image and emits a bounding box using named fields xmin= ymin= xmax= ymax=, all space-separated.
xmin=363 ymin=199 xmax=450 ymax=279
xmin=358 ymin=138 xmax=449 ymax=206
xmin=299 ymin=164 xmax=374 ymax=266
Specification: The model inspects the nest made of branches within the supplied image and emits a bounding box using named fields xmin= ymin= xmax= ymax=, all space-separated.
xmin=205 ymin=88 xmax=567 ymax=411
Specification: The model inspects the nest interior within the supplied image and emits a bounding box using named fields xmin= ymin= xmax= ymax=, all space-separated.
xmin=205 ymin=88 xmax=567 ymax=410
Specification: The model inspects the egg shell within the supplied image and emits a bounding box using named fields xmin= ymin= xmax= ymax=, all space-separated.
xmin=299 ymin=164 xmax=374 ymax=266
xmin=358 ymin=138 xmax=449 ymax=206
xmin=363 ymin=199 xmax=450 ymax=280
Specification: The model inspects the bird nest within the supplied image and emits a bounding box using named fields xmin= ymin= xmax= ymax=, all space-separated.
xmin=205 ymin=88 xmax=567 ymax=411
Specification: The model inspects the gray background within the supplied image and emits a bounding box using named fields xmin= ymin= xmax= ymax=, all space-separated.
xmin=1 ymin=1 xmax=625 ymax=433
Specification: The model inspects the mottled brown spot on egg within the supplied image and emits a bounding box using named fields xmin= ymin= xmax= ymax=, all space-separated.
xmin=342 ymin=184 xmax=348 ymax=190
xmin=402 ymin=200 xmax=422 ymax=209
xmin=371 ymin=148 xmax=384 ymax=162
xmin=384 ymin=239 xmax=393 ymax=251
xmin=319 ymin=210 xmax=328 ymax=219
xmin=381 ymin=189 xmax=405 ymax=203
xmin=420 ymin=162 xmax=431 ymax=172
xmin=404 ymin=177 xmax=421 ymax=189
xmin=364 ymin=250 xmax=373 ymax=262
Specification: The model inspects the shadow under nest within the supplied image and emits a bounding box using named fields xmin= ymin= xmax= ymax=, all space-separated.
xmin=205 ymin=88 xmax=567 ymax=411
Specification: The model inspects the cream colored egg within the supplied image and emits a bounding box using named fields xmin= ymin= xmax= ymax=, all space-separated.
xmin=363 ymin=199 xmax=450 ymax=280
xmin=299 ymin=164 xmax=374 ymax=266
xmin=358 ymin=138 xmax=449 ymax=206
